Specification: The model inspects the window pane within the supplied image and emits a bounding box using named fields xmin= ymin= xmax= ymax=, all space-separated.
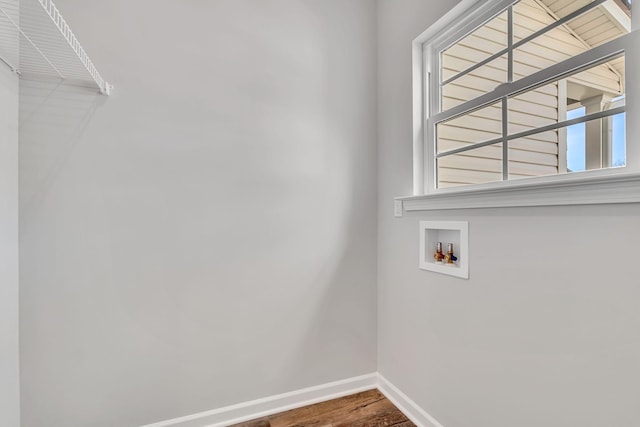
xmin=611 ymin=108 xmax=626 ymax=167
xmin=513 ymin=0 xmax=598 ymax=41
xmin=565 ymin=1 xmax=631 ymax=48
xmin=441 ymin=11 xmax=508 ymax=84
xmin=438 ymin=143 xmax=503 ymax=188
xmin=440 ymin=11 xmax=508 ymax=111
xmin=436 ymin=102 xmax=502 ymax=154
xmin=513 ymin=0 xmax=630 ymax=83
xmin=507 ymin=136 xmax=560 ymax=180
xmin=566 ymin=106 xmax=586 ymax=172
xmin=441 ymin=56 xmax=507 ymax=110
xmin=565 ymin=110 xmax=626 ymax=172
xmin=505 ymin=53 xmax=624 ymax=175
xmin=507 ymin=111 xmax=626 ymax=180
xmin=508 ymin=81 xmax=559 ymax=135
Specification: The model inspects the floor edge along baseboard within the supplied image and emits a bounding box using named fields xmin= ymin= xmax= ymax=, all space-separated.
xmin=139 ymin=373 xmax=378 ymax=427
xmin=376 ymin=373 xmax=445 ymax=427
xmin=139 ymin=372 xmax=445 ymax=427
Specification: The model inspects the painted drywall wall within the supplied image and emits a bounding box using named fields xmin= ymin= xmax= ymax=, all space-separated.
xmin=377 ymin=1 xmax=640 ymax=426
xmin=0 ymin=55 xmax=20 ymax=427
xmin=19 ymin=1 xmax=377 ymax=426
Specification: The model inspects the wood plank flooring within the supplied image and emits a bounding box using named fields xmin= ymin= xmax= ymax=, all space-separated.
xmin=228 ymin=389 xmax=415 ymax=427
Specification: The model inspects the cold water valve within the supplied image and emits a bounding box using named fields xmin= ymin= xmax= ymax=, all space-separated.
xmin=445 ymin=243 xmax=458 ymax=265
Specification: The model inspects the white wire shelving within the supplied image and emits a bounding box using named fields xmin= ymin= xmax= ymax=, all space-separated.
xmin=0 ymin=0 xmax=111 ymax=95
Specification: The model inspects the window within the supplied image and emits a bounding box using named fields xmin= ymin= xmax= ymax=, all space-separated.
xmin=566 ymin=95 xmax=626 ymax=172
xmin=404 ymin=0 xmax=640 ymax=210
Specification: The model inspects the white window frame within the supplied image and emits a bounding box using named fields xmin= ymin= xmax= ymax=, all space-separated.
xmin=399 ymin=0 xmax=640 ymax=211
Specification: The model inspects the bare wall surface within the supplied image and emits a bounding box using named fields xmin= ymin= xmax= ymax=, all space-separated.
xmin=0 ymin=59 xmax=20 ymax=427
xmin=377 ymin=1 xmax=640 ymax=426
xmin=19 ymin=1 xmax=378 ymax=426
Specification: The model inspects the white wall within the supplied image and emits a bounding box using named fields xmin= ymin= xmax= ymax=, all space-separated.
xmin=0 ymin=59 xmax=20 ymax=427
xmin=377 ymin=1 xmax=640 ymax=426
xmin=19 ymin=1 xmax=378 ymax=426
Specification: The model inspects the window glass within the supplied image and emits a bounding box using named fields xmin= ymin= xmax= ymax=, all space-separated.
xmin=441 ymin=11 xmax=508 ymax=83
xmin=508 ymin=112 xmax=625 ymax=180
xmin=611 ymin=106 xmax=626 ymax=167
xmin=508 ymin=81 xmax=559 ymax=134
xmin=430 ymin=0 xmax=630 ymax=190
xmin=442 ymin=56 xmax=507 ymax=110
xmin=438 ymin=143 xmax=504 ymax=188
xmin=512 ymin=0 xmax=630 ymax=83
xmin=566 ymin=106 xmax=586 ymax=172
xmin=435 ymin=52 xmax=625 ymax=188
xmin=436 ymin=102 xmax=502 ymax=154
xmin=440 ymin=12 xmax=508 ymax=110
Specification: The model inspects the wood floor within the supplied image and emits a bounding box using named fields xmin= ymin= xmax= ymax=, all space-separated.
xmin=228 ymin=389 xmax=415 ymax=427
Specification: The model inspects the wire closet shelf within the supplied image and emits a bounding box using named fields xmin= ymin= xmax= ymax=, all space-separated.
xmin=0 ymin=0 xmax=111 ymax=95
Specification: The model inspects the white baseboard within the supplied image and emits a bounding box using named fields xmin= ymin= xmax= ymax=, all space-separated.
xmin=377 ymin=373 xmax=444 ymax=427
xmin=139 ymin=373 xmax=378 ymax=427
xmin=139 ymin=372 xmax=444 ymax=427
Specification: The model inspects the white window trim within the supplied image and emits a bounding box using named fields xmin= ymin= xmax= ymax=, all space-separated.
xmin=403 ymin=0 xmax=640 ymax=211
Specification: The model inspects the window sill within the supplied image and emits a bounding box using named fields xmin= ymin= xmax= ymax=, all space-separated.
xmin=396 ymin=171 xmax=640 ymax=211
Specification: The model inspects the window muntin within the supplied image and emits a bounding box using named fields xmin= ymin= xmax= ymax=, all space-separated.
xmin=429 ymin=0 xmax=631 ymax=190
